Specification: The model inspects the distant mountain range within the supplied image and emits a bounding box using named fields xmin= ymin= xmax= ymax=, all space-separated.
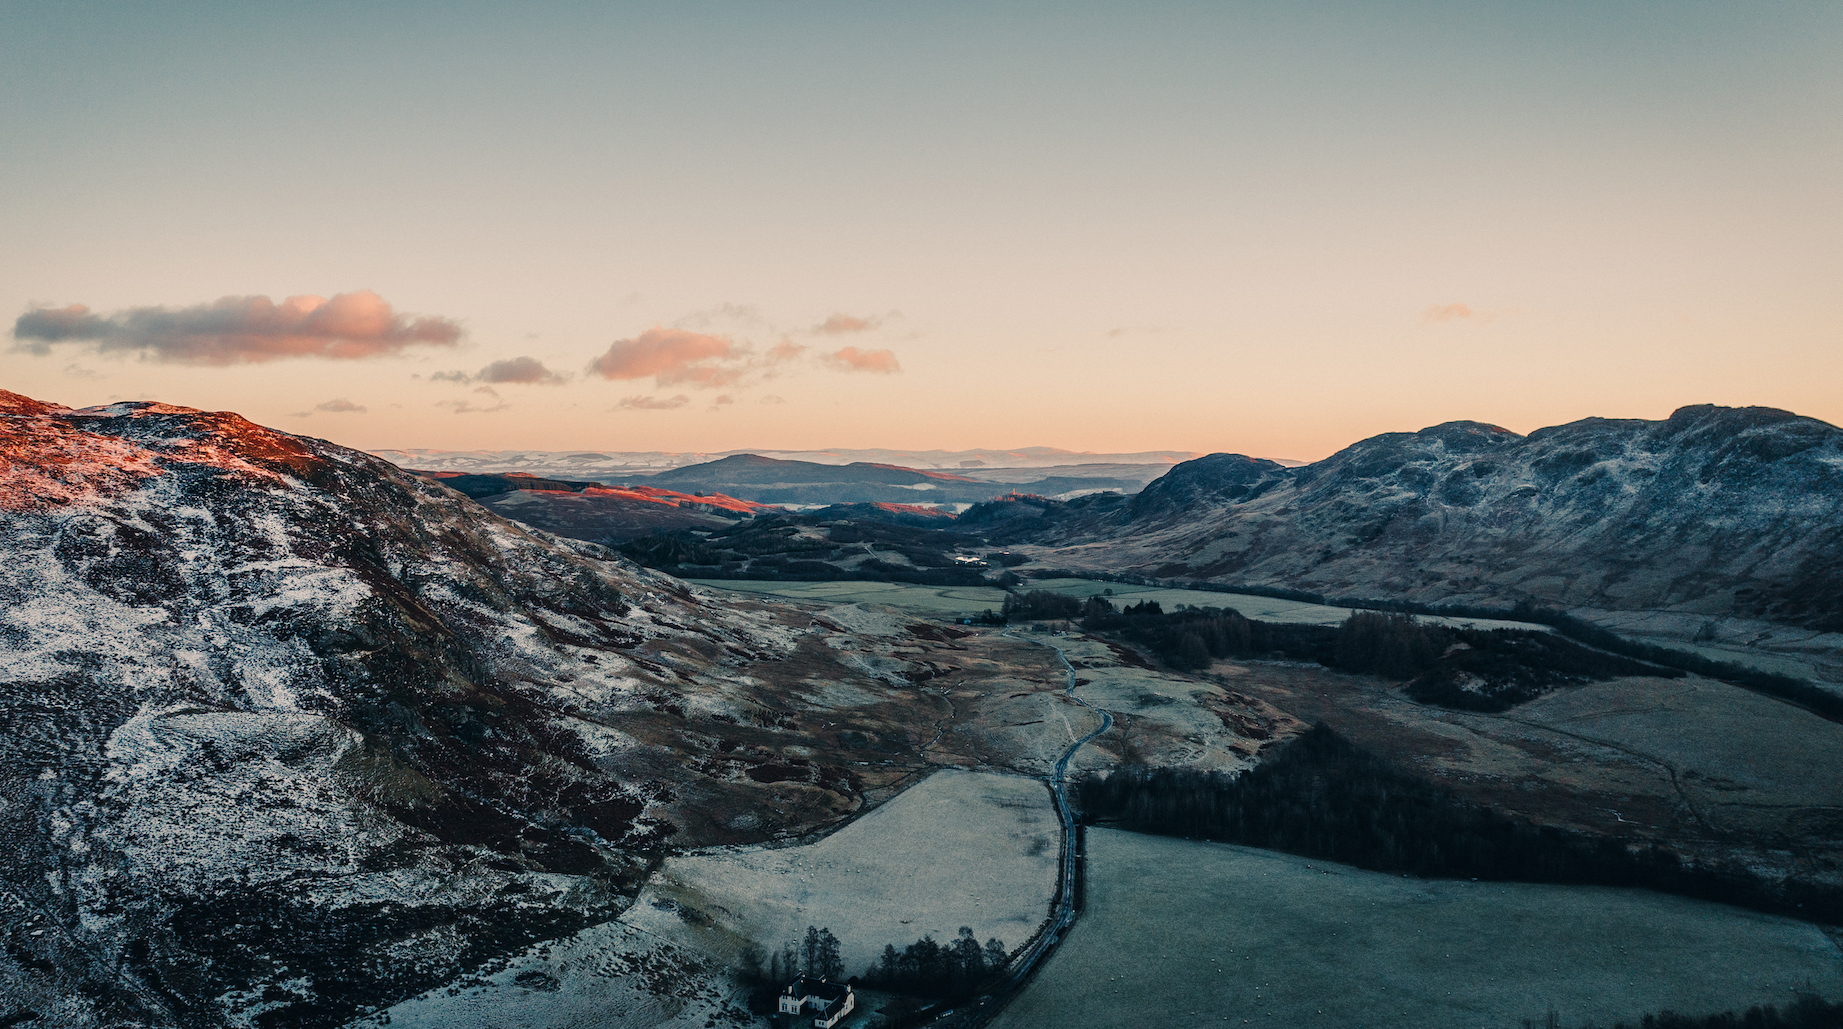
xmin=368 ymin=445 xmax=1213 ymax=480
xmin=996 ymin=405 xmax=1843 ymax=634
xmin=386 ymin=453 xmax=1182 ymax=515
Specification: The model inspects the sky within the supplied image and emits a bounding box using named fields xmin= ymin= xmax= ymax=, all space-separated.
xmin=3 ymin=1 xmax=1838 ymax=462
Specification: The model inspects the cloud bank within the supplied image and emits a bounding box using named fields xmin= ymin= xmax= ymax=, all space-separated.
xmin=12 ymin=291 xmax=462 ymax=364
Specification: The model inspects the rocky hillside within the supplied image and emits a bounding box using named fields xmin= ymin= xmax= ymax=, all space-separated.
xmin=0 ymin=391 xmax=974 ymax=1028
xmin=1018 ymin=405 xmax=1843 ymax=631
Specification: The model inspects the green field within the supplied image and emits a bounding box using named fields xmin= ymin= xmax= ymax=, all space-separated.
xmin=991 ymin=829 xmax=1843 ymax=1029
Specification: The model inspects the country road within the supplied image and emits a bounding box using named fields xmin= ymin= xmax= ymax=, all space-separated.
xmin=925 ymin=633 xmax=1113 ymax=1029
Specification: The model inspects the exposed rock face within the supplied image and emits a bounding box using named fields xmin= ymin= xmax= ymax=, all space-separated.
xmin=1033 ymin=406 xmax=1843 ymax=630
xmin=0 ymin=391 xmax=963 ymax=1028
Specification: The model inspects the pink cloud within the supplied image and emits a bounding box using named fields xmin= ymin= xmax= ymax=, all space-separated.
xmin=767 ymin=339 xmax=807 ymax=362
xmin=617 ymin=394 xmax=691 ymax=410
xmin=589 ymin=327 xmax=735 ymax=384
xmin=11 ymin=291 xmax=461 ymax=364
xmin=1423 ymin=302 xmax=1473 ymax=322
xmin=824 ymin=346 xmax=901 ymax=374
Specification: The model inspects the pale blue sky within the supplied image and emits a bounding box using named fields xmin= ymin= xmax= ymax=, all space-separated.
xmin=3 ymin=1 xmax=1838 ymax=456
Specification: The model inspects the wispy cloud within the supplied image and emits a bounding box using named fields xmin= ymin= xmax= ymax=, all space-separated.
xmin=290 ymin=397 xmax=368 ymax=417
xmin=617 ymin=394 xmax=690 ymax=410
xmin=1423 ymin=302 xmax=1474 ymax=322
xmin=437 ymin=386 xmax=509 ymax=414
xmin=589 ymin=316 xmax=904 ymax=396
xmin=813 ymin=313 xmax=880 ymax=335
xmin=12 ymin=291 xmax=461 ymax=364
xmin=823 ymin=346 xmax=901 ymax=373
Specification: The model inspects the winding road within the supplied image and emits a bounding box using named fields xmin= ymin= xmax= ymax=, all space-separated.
xmin=931 ymin=632 xmax=1113 ymax=1028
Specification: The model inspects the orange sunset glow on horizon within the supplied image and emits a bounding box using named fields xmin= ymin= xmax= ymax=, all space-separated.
xmin=3 ymin=2 xmax=1838 ymax=463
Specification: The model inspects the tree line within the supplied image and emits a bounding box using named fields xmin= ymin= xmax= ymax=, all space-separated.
xmin=1076 ymin=723 xmax=1843 ymax=924
xmin=1557 ymin=993 xmax=1843 ymax=1029
xmin=741 ymin=924 xmax=1009 ymax=1001
xmin=1069 ymin=599 xmax=1667 ymax=710
xmin=859 ymin=927 xmax=1009 ymax=998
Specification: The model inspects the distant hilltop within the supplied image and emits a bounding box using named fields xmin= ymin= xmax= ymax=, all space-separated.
xmin=367 ymin=446 xmax=1214 ymax=479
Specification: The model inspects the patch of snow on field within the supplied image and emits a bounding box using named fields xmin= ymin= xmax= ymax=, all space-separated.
xmin=634 ymin=770 xmax=1059 ymax=977
xmin=355 ymin=919 xmax=754 ymax=1029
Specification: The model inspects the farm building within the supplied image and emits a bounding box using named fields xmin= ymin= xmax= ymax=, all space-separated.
xmin=778 ymin=974 xmax=855 ymax=1028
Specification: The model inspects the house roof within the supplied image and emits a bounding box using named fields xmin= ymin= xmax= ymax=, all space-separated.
xmin=783 ymin=975 xmax=851 ymax=1004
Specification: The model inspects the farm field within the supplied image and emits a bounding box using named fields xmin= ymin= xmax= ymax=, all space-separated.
xmin=990 ymin=829 xmax=1843 ymax=1029
xmin=1577 ymin=608 xmax=1843 ymax=689
xmin=628 ymin=770 xmax=1060 ymax=979
xmin=689 ymin=579 xmax=1011 ymax=616
xmin=1511 ymin=675 xmax=1843 ymax=837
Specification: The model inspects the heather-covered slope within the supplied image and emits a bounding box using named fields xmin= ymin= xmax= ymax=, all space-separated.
xmin=0 ymin=391 xmax=972 ymax=1028
xmin=1019 ymin=405 xmax=1843 ymax=632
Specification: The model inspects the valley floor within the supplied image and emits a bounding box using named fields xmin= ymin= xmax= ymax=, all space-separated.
xmin=990 ymin=829 xmax=1843 ymax=1029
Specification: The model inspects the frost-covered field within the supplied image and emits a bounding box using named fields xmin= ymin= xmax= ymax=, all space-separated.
xmin=1514 ymin=675 xmax=1843 ymax=835
xmin=691 ymin=579 xmax=1011 ymax=616
xmin=352 ymin=919 xmax=753 ymax=1029
xmin=636 ymin=770 xmax=1058 ymax=976
xmin=992 ymin=830 xmax=1843 ymax=1029
xmin=355 ymin=771 xmax=1059 ymax=1029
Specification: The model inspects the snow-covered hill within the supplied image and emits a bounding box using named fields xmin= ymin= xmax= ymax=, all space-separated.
xmin=0 ymin=390 xmax=965 ymax=1028
xmin=1018 ymin=405 xmax=1843 ymax=634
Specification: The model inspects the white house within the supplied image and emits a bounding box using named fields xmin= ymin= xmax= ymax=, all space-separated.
xmin=778 ymin=974 xmax=855 ymax=1028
